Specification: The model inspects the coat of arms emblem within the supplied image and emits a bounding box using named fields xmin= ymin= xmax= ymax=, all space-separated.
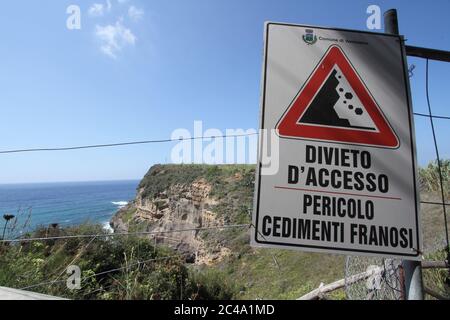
xmin=302 ymin=29 xmax=317 ymax=45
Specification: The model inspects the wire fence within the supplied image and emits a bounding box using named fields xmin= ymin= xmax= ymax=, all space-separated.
xmin=345 ymin=256 xmax=404 ymax=300
xmin=424 ymin=58 xmax=449 ymax=252
xmin=0 ymin=221 xmax=254 ymax=297
xmin=0 ymin=54 xmax=449 ymax=301
xmin=0 ymin=224 xmax=251 ymax=244
xmin=19 ymin=254 xmax=186 ymax=292
xmin=345 ymin=57 xmax=450 ymax=300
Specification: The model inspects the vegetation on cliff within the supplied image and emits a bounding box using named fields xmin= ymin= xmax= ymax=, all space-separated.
xmin=0 ymin=224 xmax=235 ymax=300
xmin=0 ymin=162 xmax=449 ymax=299
xmin=419 ymin=159 xmax=449 ymax=196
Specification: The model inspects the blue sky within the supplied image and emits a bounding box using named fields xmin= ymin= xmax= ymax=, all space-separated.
xmin=0 ymin=0 xmax=449 ymax=183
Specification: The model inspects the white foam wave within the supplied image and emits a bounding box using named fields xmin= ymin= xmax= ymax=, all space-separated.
xmin=102 ymin=221 xmax=114 ymax=234
xmin=112 ymin=201 xmax=128 ymax=208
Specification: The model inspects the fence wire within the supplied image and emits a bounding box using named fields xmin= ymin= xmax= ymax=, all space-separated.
xmin=345 ymin=57 xmax=450 ymax=301
xmin=345 ymin=256 xmax=404 ymax=300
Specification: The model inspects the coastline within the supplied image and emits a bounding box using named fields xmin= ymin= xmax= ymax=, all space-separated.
xmin=0 ymin=180 xmax=138 ymax=235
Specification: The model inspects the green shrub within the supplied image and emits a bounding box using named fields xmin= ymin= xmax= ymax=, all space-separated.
xmin=186 ymin=269 xmax=237 ymax=300
xmin=0 ymin=223 xmax=244 ymax=300
xmin=419 ymin=160 xmax=449 ymax=195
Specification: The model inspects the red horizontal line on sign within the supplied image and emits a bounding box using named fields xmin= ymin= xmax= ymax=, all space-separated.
xmin=273 ymin=186 xmax=402 ymax=201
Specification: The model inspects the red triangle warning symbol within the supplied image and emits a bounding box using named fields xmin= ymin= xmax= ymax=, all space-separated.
xmin=276 ymin=45 xmax=399 ymax=148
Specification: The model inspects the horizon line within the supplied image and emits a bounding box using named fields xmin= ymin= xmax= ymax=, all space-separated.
xmin=0 ymin=179 xmax=142 ymax=186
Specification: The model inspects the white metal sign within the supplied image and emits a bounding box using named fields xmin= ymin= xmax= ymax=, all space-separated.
xmin=252 ymin=23 xmax=421 ymax=259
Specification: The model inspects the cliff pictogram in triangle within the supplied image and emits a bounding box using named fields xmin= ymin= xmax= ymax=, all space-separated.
xmin=276 ymin=45 xmax=399 ymax=148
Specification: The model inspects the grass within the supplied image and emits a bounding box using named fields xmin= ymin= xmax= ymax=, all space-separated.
xmin=224 ymin=248 xmax=344 ymax=299
xmin=0 ymin=224 xmax=236 ymax=300
xmin=419 ymin=160 xmax=449 ymax=197
xmin=137 ymin=161 xmax=450 ymax=299
xmin=121 ymin=208 xmax=137 ymax=224
xmin=422 ymin=249 xmax=450 ymax=299
xmin=1 ymin=160 xmax=449 ymax=300
xmin=141 ymin=164 xmax=346 ymax=299
xmin=419 ymin=160 xmax=450 ymax=253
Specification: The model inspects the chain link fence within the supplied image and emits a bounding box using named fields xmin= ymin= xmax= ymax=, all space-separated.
xmin=345 ymin=256 xmax=404 ymax=300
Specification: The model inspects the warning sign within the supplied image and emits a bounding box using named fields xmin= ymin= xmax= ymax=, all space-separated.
xmin=276 ymin=45 xmax=399 ymax=148
xmin=252 ymin=23 xmax=422 ymax=259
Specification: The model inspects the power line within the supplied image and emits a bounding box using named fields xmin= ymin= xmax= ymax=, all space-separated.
xmin=425 ymin=58 xmax=449 ymax=253
xmin=0 ymin=116 xmax=447 ymax=155
xmin=0 ymin=133 xmax=258 ymax=155
xmin=413 ymin=112 xmax=450 ymax=120
xmin=0 ymin=223 xmax=251 ymax=243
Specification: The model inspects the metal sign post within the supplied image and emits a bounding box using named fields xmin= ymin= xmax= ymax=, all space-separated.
xmin=384 ymin=8 xmax=424 ymax=301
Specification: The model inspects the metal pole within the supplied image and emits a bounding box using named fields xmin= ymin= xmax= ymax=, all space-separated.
xmin=405 ymin=45 xmax=450 ymax=63
xmin=402 ymin=260 xmax=424 ymax=300
xmin=384 ymin=8 xmax=424 ymax=300
xmin=384 ymin=9 xmax=399 ymax=35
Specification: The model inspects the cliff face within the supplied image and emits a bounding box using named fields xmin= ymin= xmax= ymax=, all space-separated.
xmin=111 ymin=164 xmax=255 ymax=265
xmin=106 ymin=163 xmax=449 ymax=299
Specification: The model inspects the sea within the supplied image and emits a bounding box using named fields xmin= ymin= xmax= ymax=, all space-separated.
xmin=0 ymin=180 xmax=139 ymax=235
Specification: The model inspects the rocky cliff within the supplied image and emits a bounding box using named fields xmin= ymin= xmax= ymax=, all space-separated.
xmin=107 ymin=162 xmax=449 ymax=299
xmin=110 ymin=164 xmax=255 ymax=265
